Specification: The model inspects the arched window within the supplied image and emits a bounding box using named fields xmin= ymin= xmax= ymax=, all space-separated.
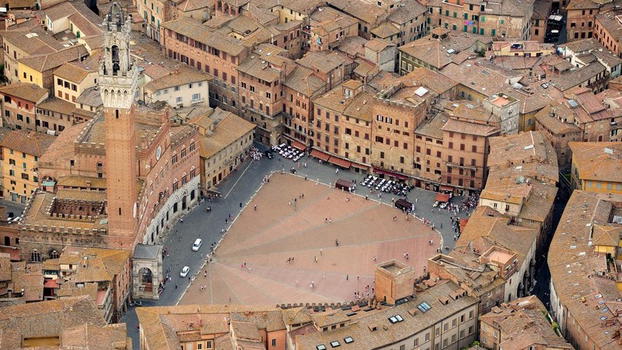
xmin=31 ymin=249 xmax=41 ymax=262
xmin=111 ymin=45 xmax=120 ymax=75
xmin=49 ymin=250 xmax=59 ymax=259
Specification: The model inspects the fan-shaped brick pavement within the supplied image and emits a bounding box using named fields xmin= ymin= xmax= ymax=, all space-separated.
xmin=180 ymin=173 xmax=440 ymax=305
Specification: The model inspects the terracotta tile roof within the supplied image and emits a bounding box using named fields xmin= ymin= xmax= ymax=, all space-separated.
xmin=480 ymin=296 xmax=573 ymax=350
xmin=161 ymin=17 xmax=246 ymax=56
xmin=178 ymin=0 xmax=210 ymax=12
xmin=0 ymin=82 xmax=48 ymax=102
xmin=441 ymin=118 xmax=499 ymax=136
xmin=231 ymin=321 xmax=261 ymax=341
xmin=566 ymin=0 xmax=599 ymax=10
xmin=193 ymin=109 xmax=255 ymax=158
xmin=400 ymin=33 xmax=491 ymax=70
xmin=0 ymin=28 xmax=64 ymax=56
xmin=43 ymin=1 xmax=75 ymax=21
xmin=569 ymin=141 xmax=622 ymax=183
xmin=548 ymin=191 xmax=622 ymax=350
xmin=37 ymin=97 xmax=77 ymax=115
xmin=0 ymin=129 xmax=55 ymax=156
xmin=370 ymin=21 xmax=399 ymax=38
xmin=143 ymin=68 xmax=211 ymax=92
xmin=592 ymin=224 xmax=622 ymax=247
xmin=313 ymin=83 xmax=376 ymax=122
xmin=0 ymin=296 xmax=107 ymax=348
xmin=415 ymin=110 xmax=448 ymax=139
xmin=387 ymin=0 xmax=426 ymax=24
xmin=53 ymin=61 xmax=94 ymax=83
xmin=400 ymin=67 xmax=457 ymax=95
xmin=37 ymin=121 xmax=84 ymax=172
xmin=237 ymin=54 xmax=290 ymax=83
xmin=57 ymin=175 xmax=106 ymax=189
xmin=459 ymin=207 xmax=537 ymax=267
xmin=534 ymin=104 xmax=583 ymax=135
xmin=9 ymin=261 xmax=43 ymax=302
xmin=295 ymin=281 xmax=478 ymax=350
xmin=441 ymin=61 xmax=513 ymax=98
xmin=60 ymin=247 xmax=130 ymax=284
xmin=297 ymin=51 xmax=349 ymax=74
xmin=59 ymin=323 xmax=131 ymax=349
xmin=283 ymin=65 xmax=327 ymax=96
xmin=487 ymin=131 xmax=559 ymax=184
xmin=310 ymin=6 xmax=358 ymax=36
xmin=365 ymin=38 xmax=393 ymax=52
xmin=137 ymin=305 xmax=286 ymax=350
xmin=5 ymin=0 xmax=36 ymax=8
xmin=327 ymin=0 xmax=387 ymax=25
xmin=550 ymin=62 xmax=606 ymax=91
xmin=309 ymin=309 xmax=349 ymax=328
xmin=18 ymin=44 xmax=89 ymax=73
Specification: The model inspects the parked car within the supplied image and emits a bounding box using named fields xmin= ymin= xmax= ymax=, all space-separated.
xmin=180 ymin=266 xmax=190 ymax=277
xmin=192 ymin=238 xmax=203 ymax=252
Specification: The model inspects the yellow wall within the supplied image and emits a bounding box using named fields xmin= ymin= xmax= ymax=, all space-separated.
xmin=2 ymin=147 xmax=40 ymax=203
xmin=520 ymin=110 xmax=538 ymax=132
xmin=18 ymin=62 xmax=44 ymax=88
xmin=54 ymin=72 xmax=97 ymax=106
xmin=456 ymin=85 xmax=488 ymax=103
xmin=594 ymin=245 xmax=616 ymax=255
xmin=583 ymin=179 xmax=622 ymax=194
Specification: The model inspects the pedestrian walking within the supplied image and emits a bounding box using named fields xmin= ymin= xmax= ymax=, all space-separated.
xmin=240 ymin=202 xmax=243 ymax=208
xmin=254 ymin=205 xmax=257 ymax=211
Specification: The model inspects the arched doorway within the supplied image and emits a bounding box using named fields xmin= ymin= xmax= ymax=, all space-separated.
xmin=139 ymin=267 xmax=154 ymax=293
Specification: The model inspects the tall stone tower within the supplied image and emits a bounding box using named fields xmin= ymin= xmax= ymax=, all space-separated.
xmin=99 ymin=3 xmax=140 ymax=249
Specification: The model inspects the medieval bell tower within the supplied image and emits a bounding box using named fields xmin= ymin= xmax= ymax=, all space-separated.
xmin=99 ymin=3 xmax=139 ymax=249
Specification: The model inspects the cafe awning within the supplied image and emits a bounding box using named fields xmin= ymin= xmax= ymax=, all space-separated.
xmin=44 ymin=279 xmax=59 ymax=288
xmin=351 ymin=162 xmax=369 ymax=170
xmin=328 ymin=156 xmax=351 ymax=169
xmin=435 ymin=193 xmax=450 ymax=202
xmin=291 ymin=140 xmax=307 ymax=151
xmin=310 ymin=149 xmax=330 ymax=162
xmin=439 ymin=185 xmax=454 ymax=192
xmin=373 ymin=167 xmax=409 ymax=180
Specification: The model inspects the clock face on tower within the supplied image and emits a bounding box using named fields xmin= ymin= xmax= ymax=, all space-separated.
xmin=156 ymin=145 xmax=162 ymax=160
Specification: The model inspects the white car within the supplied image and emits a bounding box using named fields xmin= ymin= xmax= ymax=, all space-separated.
xmin=192 ymin=238 xmax=202 ymax=252
xmin=180 ymin=266 xmax=190 ymax=278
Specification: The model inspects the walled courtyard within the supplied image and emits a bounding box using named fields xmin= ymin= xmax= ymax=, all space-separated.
xmin=180 ymin=173 xmax=440 ymax=305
